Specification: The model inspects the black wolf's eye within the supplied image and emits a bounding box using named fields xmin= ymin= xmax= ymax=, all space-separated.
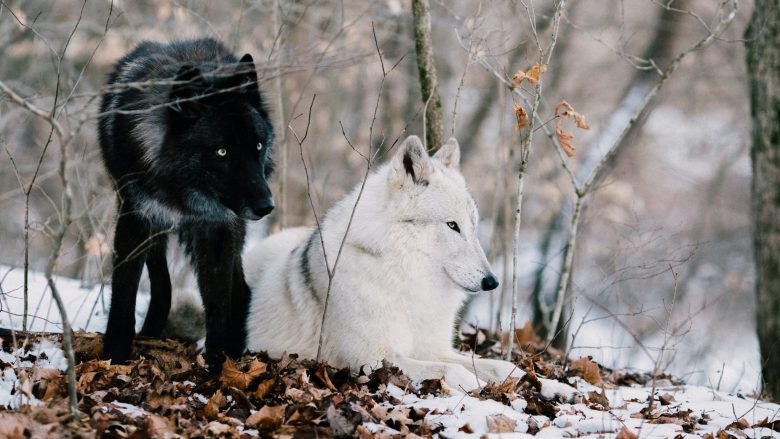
xmin=216 ymin=147 xmax=228 ymax=157
xmin=257 ymin=142 xmax=263 ymax=151
xmin=446 ymin=221 xmax=460 ymax=233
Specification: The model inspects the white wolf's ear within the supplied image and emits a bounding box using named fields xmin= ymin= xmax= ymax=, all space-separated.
xmin=433 ymin=137 xmax=461 ymax=169
xmin=390 ymin=135 xmax=432 ymax=188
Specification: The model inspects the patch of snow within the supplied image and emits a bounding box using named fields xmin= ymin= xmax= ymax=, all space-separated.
xmin=0 ymin=339 xmax=71 ymax=409
xmin=109 ymin=401 xmax=146 ymax=418
xmin=539 ymin=378 xmax=578 ymax=401
xmin=192 ymin=393 xmax=209 ymax=404
xmin=0 ymin=367 xmax=41 ymax=409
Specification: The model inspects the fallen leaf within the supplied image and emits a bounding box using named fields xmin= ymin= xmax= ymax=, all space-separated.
xmin=659 ymin=393 xmax=676 ymax=405
xmin=220 ymin=357 xmax=266 ymax=390
xmin=514 ymin=321 xmax=541 ymax=345
xmin=327 ymin=404 xmax=359 ymax=436
xmin=569 ymin=356 xmax=604 ymax=386
xmin=203 ymin=390 xmax=226 ymax=420
xmin=458 ymin=423 xmax=474 ymax=433
xmin=254 ymin=378 xmax=275 ymax=400
xmin=588 ymin=390 xmax=610 ymax=410
xmin=616 ymin=426 xmax=639 ymax=439
xmin=246 ymin=404 xmax=286 ymax=430
xmin=205 ymin=421 xmax=233 ymax=436
xmin=486 ymin=414 xmax=517 ymax=433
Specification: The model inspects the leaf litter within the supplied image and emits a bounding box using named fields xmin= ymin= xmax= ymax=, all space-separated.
xmin=0 ymin=328 xmax=777 ymax=437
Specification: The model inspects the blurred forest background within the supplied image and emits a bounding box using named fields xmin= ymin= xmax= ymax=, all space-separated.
xmin=0 ymin=1 xmax=758 ymax=394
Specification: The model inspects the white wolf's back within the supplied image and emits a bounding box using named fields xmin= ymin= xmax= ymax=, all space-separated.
xmin=244 ymin=227 xmax=320 ymax=358
xmin=243 ymin=227 xmax=310 ymax=286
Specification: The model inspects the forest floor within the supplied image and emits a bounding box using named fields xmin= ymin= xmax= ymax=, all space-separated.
xmin=1 ymin=329 xmax=779 ymax=438
xmin=1 ymin=266 xmax=779 ymax=437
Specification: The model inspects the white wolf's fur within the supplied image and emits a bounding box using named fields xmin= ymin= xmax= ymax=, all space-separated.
xmin=244 ymin=136 xmax=572 ymax=396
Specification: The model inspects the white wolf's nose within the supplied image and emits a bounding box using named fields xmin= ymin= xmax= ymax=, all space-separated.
xmin=481 ymin=274 xmax=499 ymax=291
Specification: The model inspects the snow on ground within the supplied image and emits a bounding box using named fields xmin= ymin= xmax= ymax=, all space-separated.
xmin=0 ymin=339 xmax=69 ymax=409
xmin=371 ymin=381 xmax=780 ymax=438
xmin=0 ymin=264 xmax=148 ymax=333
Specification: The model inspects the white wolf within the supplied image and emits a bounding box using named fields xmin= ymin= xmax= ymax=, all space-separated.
xmin=244 ymin=135 xmax=570 ymax=395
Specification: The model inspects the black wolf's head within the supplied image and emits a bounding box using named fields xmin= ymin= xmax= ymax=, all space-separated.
xmin=159 ymin=54 xmax=274 ymax=221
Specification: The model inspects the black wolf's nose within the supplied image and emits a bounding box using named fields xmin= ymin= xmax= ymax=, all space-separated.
xmin=251 ymin=198 xmax=275 ymax=219
xmin=481 ymin=274 xmax=499 ymax=291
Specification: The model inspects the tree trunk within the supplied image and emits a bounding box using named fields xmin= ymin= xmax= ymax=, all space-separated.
xmin=411 ymin=0 xmax=444 ymax=152
xmin=746 ymin=0 xmax=780 ymax=400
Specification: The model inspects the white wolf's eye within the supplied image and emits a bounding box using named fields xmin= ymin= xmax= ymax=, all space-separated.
xmin=446 ymin=221 xmax=460 ymax=233
xmin=216 ymin=148 xmax=228 ymax=157
xmin=257 ymin=142 xmax=263 ymax=151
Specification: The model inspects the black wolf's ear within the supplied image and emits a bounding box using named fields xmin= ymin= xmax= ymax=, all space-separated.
xmin=390 ymin=135 xmax=432 ymax=188
xmin=170 ymin=65 xmax=207 ymax=118
xmin=432 ymin=137 xmax=461 ymax=169
xmin=231 ymin=53 xmax=259 ymax=95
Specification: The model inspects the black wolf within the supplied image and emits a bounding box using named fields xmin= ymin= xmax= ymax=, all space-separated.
xmin=98 ymin=38 xmax=274 ymax=367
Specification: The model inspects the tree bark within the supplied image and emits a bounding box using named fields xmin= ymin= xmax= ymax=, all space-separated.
xmin=411 ymin=0 xmax=444 ymax=152
xmin=746 ymin=0 xmax=780 ymax=400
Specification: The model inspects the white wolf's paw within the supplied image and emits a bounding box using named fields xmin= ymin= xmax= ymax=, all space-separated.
xmin=443 ymin=366 xmax=487 ymax=393
xmin=539 ymin=377 xmax=579 ymax=402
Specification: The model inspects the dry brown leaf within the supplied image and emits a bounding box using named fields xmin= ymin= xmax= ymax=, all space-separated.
xmin=511 ymin=70 xmax=527 ymax=88
xmin=556 ymin=124 xmax=576 ymax=157
xmin=526 ymin=64 xmax=548 ymax=84
xmin=205 ymin=421 xmax=233 ymax=436
xmin=553 ymin=100 xmax=590 ymax=157
xmin=203 ymin=389 xmax=226 ymax=420
xmin=659 ymin=393 xmax=676 ymax=405
xmin=569 ymin=356 xmax=604 ymax=386
xmin=587 ymin=390 xmax=611 ymax=410
xmin=514 ymin=321 xmax=541 ymax=345
xmin=246 ymin=404 xmax=286 ymax=430
xmin=616 ymin=426 xmax=638 ymax=439
xmin=512 ymin=64 xmax=548 ymax=87
xmin=146 ymin=414 xmax=176 ymax=438
xmin=513 ymin=103 xmax=529 ymax=130
xmin=220 ymin=357 xmax=267 ymax=390
xmin=458 ymin=423 xmax=474 ymax=433
xmin=573 ymin=113 xmax=590 ymax=130
xmin=254 ymin=378 xmax=275 ymax=400
xmin=486 ymin=414 xmax=517 ymax=433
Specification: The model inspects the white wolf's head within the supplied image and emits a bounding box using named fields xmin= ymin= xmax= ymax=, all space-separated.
xmin=387 ymin=135 xmax=498 ymax=293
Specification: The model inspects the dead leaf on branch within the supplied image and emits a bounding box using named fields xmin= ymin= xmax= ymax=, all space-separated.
xmin=554 ymin=100 xmax=591 ymax=157
xmin=513 ymin=103 xmax=529 ymax=130
xmin=511 ymin=63 xmax=548 ymax=88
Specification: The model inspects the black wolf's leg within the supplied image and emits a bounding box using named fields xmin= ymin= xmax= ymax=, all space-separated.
xmin=139 ymin=234 xmax=171 ymax=337
xmin=190 ymin=223 xmax=238 ymax=368
xmin=103 ymin=205 xmax=150 ymax=363
xmin=228 ymin=252 xmax=250 ymax=357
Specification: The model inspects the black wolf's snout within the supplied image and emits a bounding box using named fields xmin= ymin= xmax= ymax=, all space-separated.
xmin=481 ymin=273 xmax=499 ymax=291
xmin=248 ymin=198 xmax=274 ymax=220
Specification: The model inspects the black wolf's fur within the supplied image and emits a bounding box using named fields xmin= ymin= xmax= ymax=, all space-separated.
xmin=98 ymin=38 xmax=274 ymax=367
